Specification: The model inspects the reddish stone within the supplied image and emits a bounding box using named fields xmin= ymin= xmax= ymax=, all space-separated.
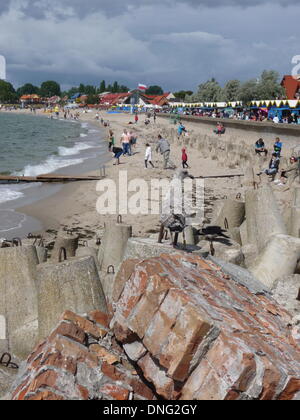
xmin=40 ymin=350 xmax=77 ymax=375
xmin=48 ymin=320 xmax=86 ymax=344
xmin=138 ymin=353 xmax=174 ymax=400
xmin=278 ymin=378 xmax=300 ymax=400
xmin=89 ymin=344 xmax=120 ymax=365
xmin=112 ymin=258 xmax=140 ymax=304
xmin=113 ymin=322 xmax=136 ymax=344
xmin=28 ymin=370 xmax=58 ymax=393
xmin=61 ymin=310 xmax=107 ymax=339
xmin=77 ymin=385 xmax=90 ymax=400
xmin=26 ymin=391 xmax=64 ymax=400
xmin=27 ymin=340 xmax=46 ymax=364
xmin=100 ymin=384 xmax=130 ymax=400
xmin=89 ymin=310 xmax=110 ymax=329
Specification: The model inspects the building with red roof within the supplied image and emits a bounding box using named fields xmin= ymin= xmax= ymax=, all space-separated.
xmin=281 ymin=75 xmax=300 ymax=99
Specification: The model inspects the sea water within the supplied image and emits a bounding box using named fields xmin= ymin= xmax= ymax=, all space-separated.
xmin=0 ymin=112 xmax=109 ymax=236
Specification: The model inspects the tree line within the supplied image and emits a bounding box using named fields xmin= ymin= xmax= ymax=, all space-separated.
xmin=185 ymin=71 xmax=285 ymax=104
xmin=0 ymin=79 xmax=131 ymax=103
xmin=0 ymin=70 xmax=286 ymax=104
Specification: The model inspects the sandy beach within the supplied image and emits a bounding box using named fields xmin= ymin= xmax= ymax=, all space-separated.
xmin=10 ymin=110 xmax=239 ymax=241
xmin=0 ymin=108 xmax=296 ymax=244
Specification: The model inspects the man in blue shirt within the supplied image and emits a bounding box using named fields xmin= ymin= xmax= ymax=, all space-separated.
xmin=274 ymin=138 xmax=283 ymax=157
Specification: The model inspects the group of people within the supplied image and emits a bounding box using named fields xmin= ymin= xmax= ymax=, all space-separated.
xmin=110 ymin=129 xmax=190 ymax=170
xmin=255 ymin=137 xmax=283 ymax=178
xmin=110 ymin=129 xmax=138 ymax=165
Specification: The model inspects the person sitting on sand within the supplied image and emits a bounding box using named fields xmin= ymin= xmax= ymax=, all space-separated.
xmin=145 ymin=144 xmax=154 ymax=169
xmin=112 ymin=146 xmax=123 ymax=165
xmin=255 ymin=138 xmax=268 ymax=156
xmin=214 ymin=122 xmax=225 ymax=136
xmin=258 ymin=153 xmax=280 ymax=178
xmin=274 ymin=138 xmax=283 ymax=157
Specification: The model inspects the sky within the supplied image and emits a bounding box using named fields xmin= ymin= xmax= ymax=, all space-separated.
xmin=0 ymin=0 xmax=299 ymax=92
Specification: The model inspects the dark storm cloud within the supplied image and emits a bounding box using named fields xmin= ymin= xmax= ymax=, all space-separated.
xmin=0 ymin=0 xmax=299 ymax=91
xmin=8 ymin=0 xmax=300 ymax=20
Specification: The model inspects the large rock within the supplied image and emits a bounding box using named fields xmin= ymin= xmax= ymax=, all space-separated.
xmin=289 ymin=187 xmax=300 ymax=238
xmin=98 ymin=220 xmax=132 ymax=272
xmin=245 ymin=185 xmax=287 ymax=251
xmin=0 ymin=246 xmax=39 ymax=358
xmin=10 ymin=311 xmax=154 ymax=401
xmin=51 ymin=231 xmax=79 ymax=261
xmin=112 ymin=254 xmax=300 ymax=400
xmin=249 ymin=234 xmax=300 ymax=289
xmin=214 ymin=199 xmax=245 ymax=230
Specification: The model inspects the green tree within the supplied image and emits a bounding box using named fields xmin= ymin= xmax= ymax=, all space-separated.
xmin=237 ymin=79 xmax=259 ymax=104
xmin=0 ymin=80 xmax=18 ymax=103
xmin=174 ymin=90 xmax=193 ymax=100
xmin=99 ymin=80 xmax=106 ymax=93
xmin=112 ymin=81 xmax=119 ymax=93
xmin=40 ymin=81 xmax=61 ymax=98
xmin=145 ymin=85 xmax=164 ymax=95
xmin=17 ymin=83 xmax=39 ymax=96
xmin=192 ymin=79 xmax=223 ymax=102
xmin=256 ymin=70 xmax=284 ymax=100
xmin=119 ymin=85 xmax=129 ymax=93
xmin=84 ymin=85 xmax=96 ymax=95
xmin=86 ymin=94 xmax=99 ymax=105
xmin=221 ymin=80 xmax=241 ymax=101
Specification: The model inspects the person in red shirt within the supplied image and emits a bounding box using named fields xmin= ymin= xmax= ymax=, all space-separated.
xmin=182 ymin=148 xmax=189 ymax=168
xmin=135 ymin=113 xmax=139 ymax=124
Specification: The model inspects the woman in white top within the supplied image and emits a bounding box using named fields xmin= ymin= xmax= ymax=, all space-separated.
xmin=145 ymin=143 xmax=154 ymax=168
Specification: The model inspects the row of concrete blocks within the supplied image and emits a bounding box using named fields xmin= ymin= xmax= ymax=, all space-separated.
xmin=209 ymin=185 xmax=300 ymax=292
xmin=0 ymin=232 xmax=109 ymax=359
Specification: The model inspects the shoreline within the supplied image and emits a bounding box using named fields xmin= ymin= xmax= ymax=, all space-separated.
xmin=0 ymin=109 xmax=110 ymax=239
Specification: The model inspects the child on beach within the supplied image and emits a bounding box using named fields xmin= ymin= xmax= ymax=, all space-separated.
xmin=145 ymin=143 xmax=154 ymax=168
xmin=108 ymin=130 xmax=115 ymax=151
xmin=182 ymin=148 xmax=189 ymax=169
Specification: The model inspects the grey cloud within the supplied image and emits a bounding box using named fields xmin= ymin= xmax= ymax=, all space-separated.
xmin=8 ymin=0 xmax=300 ymax=20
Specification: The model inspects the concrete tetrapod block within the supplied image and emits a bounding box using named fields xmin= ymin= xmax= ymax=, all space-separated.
xmin=98 ymin=221 xmax=132 ymax=272
xmin=214 ymin=199 xmax=245 ymax=231
xmin=245 ymin=185 xmax=287 ymax=252
xmin=289 ymin=187 xmax=300 ymax=238
xmin=22 ymin=239 xmax=48 ymax=264
xmin=51 ymin=231 xmax=79 ymax=261
xmin=0 ymin=246 xmax=39 ymax=358
xmin=37 ymin=255 xmax=107 ymax=340
xmin=76 ymin=247 xmax=100 ymax=272
xmin=249 ymin=234 xmax=300 ymax=289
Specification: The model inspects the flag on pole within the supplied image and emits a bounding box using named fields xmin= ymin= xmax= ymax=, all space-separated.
xmin=138 ymin=84 xmax=147 ymax=91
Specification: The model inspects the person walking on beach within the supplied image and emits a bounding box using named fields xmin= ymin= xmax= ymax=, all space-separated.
xmin=135 ymin=113 xmax=139 ymax=124
xmin=121 ymin=129 xmax=131 ymax=156
xmin=182 ymin=148 xmax=189 ymax=169
xmin=108 ymin=130 xmax=115 ymax=151
xmin=145 ymin=143 xmax=155 ymax=169
xmin=156 ymin=135 xmax=176 ymax=170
